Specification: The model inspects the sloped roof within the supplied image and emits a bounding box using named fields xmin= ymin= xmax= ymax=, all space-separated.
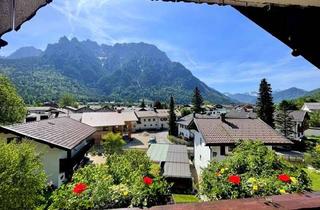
xmin=147 ymin=144 xmax=169 ymax=162
xmin=163 ymin=162 xmax=192 ymax=178
xmin=0 ymin=117 xmax=96 ymax=150
xmin=304 ymin=103 xmax=320 ymax=110
xmin=81 ymin=112 xmax=138 ymax=127
xmin=289 ymin=110 xmax=308 ymax=122
xmin=226 ymin=110 xmax=257 ymax=119
xmin=135 ymin=109 xmax=169 ymax=118
xmin=193 ymin=118 xmax=292 ymax=145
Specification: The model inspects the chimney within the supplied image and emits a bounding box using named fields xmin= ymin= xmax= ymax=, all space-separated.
xmin=220 ymin=113 xmax=226 ymax=122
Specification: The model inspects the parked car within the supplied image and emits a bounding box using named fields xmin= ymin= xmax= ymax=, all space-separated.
xmin=148 ymin=136 xmax=157 ymax=146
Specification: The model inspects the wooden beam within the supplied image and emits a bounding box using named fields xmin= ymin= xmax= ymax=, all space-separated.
xmin=160 ymin=0 xmax=320 ymax=7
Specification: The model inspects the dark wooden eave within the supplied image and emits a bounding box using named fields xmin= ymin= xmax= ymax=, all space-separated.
xmin=0 ymin=0 xmax=52 ymax=47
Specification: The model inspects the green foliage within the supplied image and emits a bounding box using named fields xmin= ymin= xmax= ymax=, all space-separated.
xmin=309 ymin=111 xmax=320 ymax=127
xmin=153 ymin=100 xmax=163 ymax=109
xmin=199 ymin=141 xmax=311 ymax=200
xmin=305 ymin=145 xmax=320 ymax=170
xmin=59 ymin=93 xmax=78 ymax=108
xmin=0 ymin=75 xmax=26 ymax=125
xmin=0 ymin=39 xmax=234 ymax=104
xmin=278 ymin=100 xmax=298 ymax=111
xmin=305 ymin=168 xmax=320 ymax=191
xmin=192 ymin=86 xmax=203 ymax=113
xmin=257 ymin=78 xmax=275 ymax=127
xmin=180 ymin=107 xmax=192 ymax=117
xmin=168 ymin=135 xmax=193 ymax=146
xmin=140 ymin=99 xmax=146 ymax=108
xmin=275 ymin=109 xmax=295 ymax=139
xmin=0 ymin=140 xmax=47 ymax=209
xmin=169 ymin=96 xmax=177 ymax=136
xmin=172 ymin=194 xmax=199 ymax=204
xmin=101 ymin=132 xmax=126 ymax=155
xmin=49 ymin=150 xmax=171 ymax=209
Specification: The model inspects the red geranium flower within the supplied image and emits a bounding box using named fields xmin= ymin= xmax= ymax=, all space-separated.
xmin=73 ymin=183 xmax=87 ymax=194
xmin=278 ymin=174 xmax=291 ymax=183
xmin=143 ymin=176 xmax=153 ymax=185
xmin=228 ymin=175 xmax=241 ymax=185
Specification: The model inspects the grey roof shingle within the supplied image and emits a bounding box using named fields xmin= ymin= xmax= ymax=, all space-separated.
xmin=304 ymin=103 xmax=320 ymax=111
xmin=289 ymin=110 xmax=308 ymax=122
xmin=166 ymin=150 xmax=189 ymax=163
xmin=1 ymin=117 xmax=96 ymax=150
xmin=194 ymin=118 xmax=292 ymax=145
xmin=163 ymin=162 xmax=192 ymax=178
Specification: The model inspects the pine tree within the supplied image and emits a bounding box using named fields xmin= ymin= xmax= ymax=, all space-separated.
xmin=192 ymin=86 xmax=203 ymax=113
xmin=256 ymin=78 xmax=275 ymax=127
xmin=153 ymin=100 xmax=163 ymax=109
xmin=140 ymin=99 xmax=146 ymax=108
xmin=168 ymin=96 xmax=177 ymax=136
xmin=275 ymin=106 xmax=295 ymax=139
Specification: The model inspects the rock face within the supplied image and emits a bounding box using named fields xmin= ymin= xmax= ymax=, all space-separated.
xmin=7 ymin=46 xmax=43 ymax=59
xmin=0 ymin=37 xmax=234 ymax=104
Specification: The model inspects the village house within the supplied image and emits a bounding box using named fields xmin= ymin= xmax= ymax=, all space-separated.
xmin=188 ymin=115 xmax=292 ymax=176
xmin=81 ymin=111 xmax=138 ymax=143
xmin=134 ymin=109 xmax=169 ymax=131
xmin=210 ymin=104 xmax=227 ymax=117
xmin=0 ymin=117 xmax=96 ymax=187
xmin=289 ymin=110 xmax=309 ymax=140
xmin=25 ymin=106 xmax=60 ymax=122
xmin=301 ymin=103 xmax=320 ymax=112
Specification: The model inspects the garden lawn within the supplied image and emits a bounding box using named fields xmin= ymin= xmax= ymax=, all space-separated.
xmin=172 ymin=194 xmax=199 ymax=204
xmin=305 ymin=168 xmax=320 ymax=191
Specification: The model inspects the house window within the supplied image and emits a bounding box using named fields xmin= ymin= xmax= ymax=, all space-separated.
xmin=153 ymin=118 xmax=155 ymax=121
xmin=220 ymin=146 xmax=226 ymax=156
xmin=144 ymin=119 xmax=146 ymax=122
xmin=144 ymin=124 xmax=146 ymax=127
xmin=148 ymin=119 xmax=151 ymax=121
xmin=228 ymin=146 xmax=235 ymax=152
xmin=150 ymin=124 xmax=153 ymax=126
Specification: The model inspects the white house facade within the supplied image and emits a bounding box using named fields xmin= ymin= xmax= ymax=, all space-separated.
xmin=135 ymin=110 xmax=169 ymax=131
xmin=190 ymin=116 xmax=292 ymax=176
xmin=0 ymin=117 xmax=96 ymax=187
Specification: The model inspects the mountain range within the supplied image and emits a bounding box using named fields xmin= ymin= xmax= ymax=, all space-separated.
xmin=0 ymin=37 xmax=233 ymax=104
xmin=226 ymin=87 xmax=311 ymax=104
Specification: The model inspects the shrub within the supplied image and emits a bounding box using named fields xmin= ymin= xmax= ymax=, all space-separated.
xmin=199 ymin=140 xmax=311 ymax=200
xmin=49 ymin=150 xmax=171 ymax=209
xmin=0 ymin=141 xmax=47 ymax=209
xmin=102 ymin=132 xmax=126 ymax=155
xmin=305 ymin=145 xmax=320 ymax=169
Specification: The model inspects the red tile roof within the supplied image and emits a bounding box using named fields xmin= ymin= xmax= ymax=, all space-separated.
xmin=194 ymin=118 xmax=292 ymax=145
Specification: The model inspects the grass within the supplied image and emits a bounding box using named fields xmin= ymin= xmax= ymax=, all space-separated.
xmin=172 ymin=194 xmax=199 ymax=204
xmin=305 ymin=168 xmax=320 ymax=192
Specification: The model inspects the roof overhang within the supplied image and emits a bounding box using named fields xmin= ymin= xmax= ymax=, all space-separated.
xmin=160 ymin=0 xmax=320 ymax=8
xmin=0 ymin=125 xmax=96 ymax=151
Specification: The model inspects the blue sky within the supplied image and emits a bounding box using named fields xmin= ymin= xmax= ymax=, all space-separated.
xmin=1 ymin=0 xmax=319 ymax=93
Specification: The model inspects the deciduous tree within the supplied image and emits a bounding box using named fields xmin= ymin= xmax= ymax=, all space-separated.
xmin=0 ymin=75 xmax=26 ymax=125
xmin=102 ymin=132 xmax=126 ymax=155
xmin=0 ymin=140 xmax=47 ymax=209
xmin=59 ymin=93 xmax=77 ymax=108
